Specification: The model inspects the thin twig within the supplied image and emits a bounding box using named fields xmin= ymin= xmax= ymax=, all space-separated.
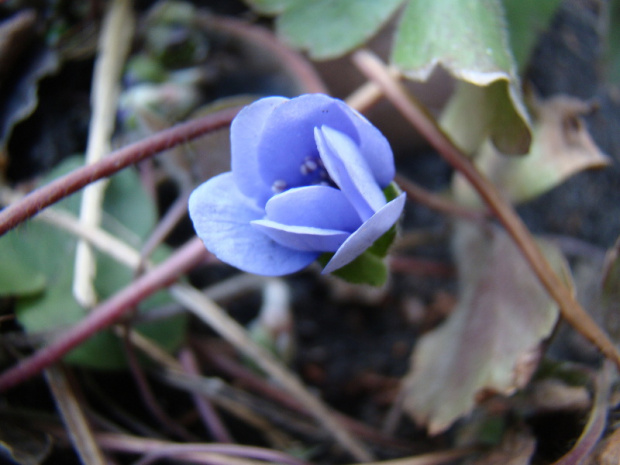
xmin=351 ymin=49 xmax=620 ymax=370
xmin=45 ymin=365 xmax=107 ymax=465
xmin=196 ymin=340 xmax=412 ymax=451
xmin=74 ymin=0 xmax=135 ymax=307
xmin=179 ymin=348 xmax=233 ymax=443
xmin=345 ymin=448 xmax=474 ymax=465
xmin=55 ymin=431 xmax=311 ymax=465
xmin=158 ymin=371 xmax=299 ymax=449
xmin=120 ymin=326 xmax=198 ymax=441
xmin=169 ymin=283 xmax=374 ymax=462
xmin=138 ymin=189 xmax=192 ymax=272
xmin=394 ymin=174 xmax=486 ymax=222
xmin=133 ymin=446 xmax=299 ymax=465
xmin=114 ymin=327 xmax=180 ymax=369
xmin=389 ymin=256 xmax=454 ymax=278
xmin=344 ymin=66 xmax=399 ymax=114
xmin=0 ymin=105 xmax=241 ymax=236
xmin=0 ymin=237 xmax=208 ymax=391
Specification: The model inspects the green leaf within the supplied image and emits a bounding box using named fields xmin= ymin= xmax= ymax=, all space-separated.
xmin=0 ymin=243 xmax=46 ymax=297
xmin=276 ymin=0 xmax=404 ymax=60
xmin=501 ymin=0 xmax=561 ymax=72
xmin=8 ymin=157 xmax=187 ymax=369
xmin=392 ymin=0 xmax=531 ymax=155
xmin=403 ymin=222 xmax=568 ymax=434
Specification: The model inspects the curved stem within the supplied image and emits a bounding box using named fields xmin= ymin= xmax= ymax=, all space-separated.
xmin=394 ymin=173 xmax=487 ymax=222
xmin=352 ymin=49 xmax=620 ymax=370
xmin=0 ymin=106 xmax=241 ymax=237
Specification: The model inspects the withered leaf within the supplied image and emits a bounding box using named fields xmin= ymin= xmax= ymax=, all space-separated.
xmin=453 ymin=95 xmax=610 ymax=206
xmin=403 ymin=222 xmax=569 ymax=434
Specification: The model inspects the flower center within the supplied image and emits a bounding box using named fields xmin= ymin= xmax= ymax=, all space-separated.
xmin=271 ymin=156 xmax=335 ymax=195
xmin=299 ymin=156 xmax=334 ymax=186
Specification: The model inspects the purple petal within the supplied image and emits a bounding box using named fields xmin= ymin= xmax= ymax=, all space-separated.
xmin=265 ymin=185 xmax=362 ymax=232
xmin=251 ymin=219 xmax=350 ymax=252
xmin=315 ymin=126 xmax=386 ymax=221
xmin=323 ymin=193 xmax=406 ymax=274
xmin=334 ymin=101 xmax=395 ymax=187
xmin=231 ymin=96 xmax=289 ymax=207
xmin=256 ymin=94 xmax=360 ymax=191
xmin=189 ymin=172 xmax=317 ymax=275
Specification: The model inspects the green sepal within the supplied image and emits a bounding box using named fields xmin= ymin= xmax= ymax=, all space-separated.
xmin=319 ymin=249 xmax=388 ymax=287
xmin=318 ymin=182 xmax=402 ymax=286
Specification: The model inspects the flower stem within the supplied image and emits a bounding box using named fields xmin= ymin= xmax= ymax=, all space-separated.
xmin=352 ymin=49 xmax=620 ymax=370
xmin=0 ymin=106 xmax=241 ymax=237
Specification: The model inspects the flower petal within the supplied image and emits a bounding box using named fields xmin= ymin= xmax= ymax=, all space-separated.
xmin=265 ymin=185 xmax=362 ymax=232
xmin=189 ymin=172 xmax=317 ymax=275
xmin=323 ymin=193 xmax=406 ymax=274
xmin=315 ymin=126 xmax=386 ymax=221
xmin=231 ymin=96 xmax=289 ymax=207
xmin=256 ymin=94 xmax=359 ymax=191
xmin=251 ymin=219 xmax=350 ymax=252
xmin=334 ymin=101 xmax=395 ymax=187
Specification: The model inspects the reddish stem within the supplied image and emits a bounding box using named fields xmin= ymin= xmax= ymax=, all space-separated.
xmin=179 ymin=348 xmax=233 ymax=443
xmin=0 ymin=106 xmax=241 ymax=236
xmin=0 ymin=238 xmax=209 ymax=392
xmin=122 ymin=328 xmax=198 ymax=442
xmin=394 ymin=173 xmax=487 ymax=222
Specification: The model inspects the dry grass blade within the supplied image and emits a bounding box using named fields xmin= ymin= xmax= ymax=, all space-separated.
xmin=74 ymin=0 xmax=135 ymax=307
xmin=179 ymin=349 xmax=233 ymax=443
xmin=169 ymin=283 xmax=374 ymax=462
xmin=351 ymin=49 xmax=620 ymax=371
xmin=45 ymin=365 xmax=107 ymax=465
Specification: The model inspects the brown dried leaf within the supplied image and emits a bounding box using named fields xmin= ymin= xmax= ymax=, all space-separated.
xmin=403 ymin=222 xmax=569 ymax=434
xmin=454 ymin=95 xmax=610 ymax=206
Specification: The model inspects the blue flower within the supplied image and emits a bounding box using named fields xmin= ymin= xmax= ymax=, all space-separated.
xmin=188 ymin=94 xmax=406 ymax=276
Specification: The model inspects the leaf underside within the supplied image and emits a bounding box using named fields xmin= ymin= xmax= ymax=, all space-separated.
xmin=403 ymin=222 xmax=568 ymax=434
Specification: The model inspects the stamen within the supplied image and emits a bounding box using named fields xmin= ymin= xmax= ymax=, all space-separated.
xmin=271 ymin=180 xmax=287 ymax=194
xmin=305 ymin=158 xmax=318 ymax=171
xmin=300 ymin=156 xmax=319 ymax=176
